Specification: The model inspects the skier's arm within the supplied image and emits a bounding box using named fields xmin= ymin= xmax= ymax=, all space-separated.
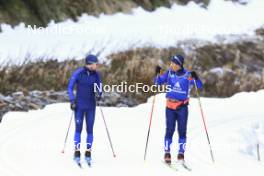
xmin=155 ymin=70 xmax=169 ymax=85
xmin=67 ymin=69 xmax=81 ymax=102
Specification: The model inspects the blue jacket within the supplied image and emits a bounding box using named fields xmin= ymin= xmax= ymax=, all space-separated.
xmin=68 ymin=67 xmax=102 ymax=110
xmin=155 ymin=68 xmax=203 ymax=101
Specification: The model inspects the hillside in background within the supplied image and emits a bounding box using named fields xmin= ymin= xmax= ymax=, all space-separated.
xmin=0 ymin=0 xmax=209 ymax=27
xmin=1 ymin=34 xmax=264 ymax=98
xmin=0 ymin=0 xmax=263 ymax=119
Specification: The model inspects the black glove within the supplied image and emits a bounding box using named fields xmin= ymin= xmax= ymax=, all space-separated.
xmin=95 ymin=93 xmax=102 ymax=102
xmin=190 ymin=71 xmax=199 ymax=80
xmin=96 ymin=96 xmax=101 ymax=102
xmin=155 ymin=66 xmax=162 ymax=75
xmin=70 ymin=101 xmax=76 ymax=111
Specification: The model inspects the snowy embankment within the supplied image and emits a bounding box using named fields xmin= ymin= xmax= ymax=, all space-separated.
xmin=0 ymin=0 xmax=264 ymax=65
xmin=239 ymin=121 xmax=264 ymax=160
xmin=0 ymin=90 xmax=264 ymax=176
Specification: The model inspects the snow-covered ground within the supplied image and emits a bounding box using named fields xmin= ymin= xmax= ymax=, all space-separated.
xmin=239 ymin=121 xmax=264 ymax=159
xmin=0 ymin=90 xmax=264 ymax=176
xmin=0 ymin=0 xmax=264 ymax=65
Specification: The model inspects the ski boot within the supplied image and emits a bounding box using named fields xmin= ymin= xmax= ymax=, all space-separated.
xmin=164 ymin=152 xmax=171 ymax=165
xmin=85 ymin=149 xmax=92 ymax=166
xmin=73 ymin=150 xmax=81 ymax=161
xmin=177 ymin=153 xmax=184 ymax=163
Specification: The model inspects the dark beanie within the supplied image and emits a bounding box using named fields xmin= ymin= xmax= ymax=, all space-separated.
xmin=170 ymin=54 xmax=184 ymax=66
xmin=85 ymin=54 xmax=98 ymax=64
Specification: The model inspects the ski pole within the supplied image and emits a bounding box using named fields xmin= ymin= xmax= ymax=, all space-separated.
xmin=61 ymin=111 xmax=74 ymax=154
xmin=98 ymin=104 xmax=116 ymax=158
xmin=144 ymin=95 xmax=156 ymax=162
xmin=144 ymin=74 xmax=159 ymax=162
xmin=257 ymin=143 xmax=261 ymax=161
xmin=193 ymin=79 xmax=215 ymax=163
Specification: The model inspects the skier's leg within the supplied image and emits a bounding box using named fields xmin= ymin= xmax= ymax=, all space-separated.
xmin=165 ymin=108 xmax=177 ymax=152
xmin=176 ymin=105 xmax=188 ymax=155
xmin=74 ymin=109 xmax=85 ymax=150
xmin=85 ymin=109 xmax=96 ymax=150
xmin=84 ymin=109 xmax=95 ymax=162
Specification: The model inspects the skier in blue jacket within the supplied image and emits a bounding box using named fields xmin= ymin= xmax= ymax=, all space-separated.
xmin=68 ymin=54 xmax=102 ymax=163
xmin=155 ymin=54 xmax=203 ymax=164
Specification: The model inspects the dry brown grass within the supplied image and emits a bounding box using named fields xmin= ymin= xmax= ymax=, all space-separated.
xmin=1 ymin=39 xmax=264 ymax=101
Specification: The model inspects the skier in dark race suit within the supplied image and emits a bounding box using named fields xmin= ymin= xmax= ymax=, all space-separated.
xmin=68 ymin=54 xmax=102 ymax=164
